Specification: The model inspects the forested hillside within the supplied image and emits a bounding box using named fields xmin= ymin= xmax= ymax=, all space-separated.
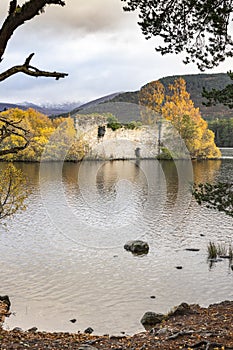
xmin=110 ymin=73 xmax=233 ymax=120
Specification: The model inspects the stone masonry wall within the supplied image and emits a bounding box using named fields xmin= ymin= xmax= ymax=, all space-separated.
xmin=74 ymin=115 xmax=163 ymax=160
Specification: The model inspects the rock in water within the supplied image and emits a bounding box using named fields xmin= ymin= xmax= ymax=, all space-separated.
xmin=124 ymin=240 xmax=149 ymax=255
xmin=140 ymin=312 xmax=164 ymax=330
xmin=84 ymin=327 xmax=94 ymax=334
xmin=70 ymin=318 xmax=77 ymax=323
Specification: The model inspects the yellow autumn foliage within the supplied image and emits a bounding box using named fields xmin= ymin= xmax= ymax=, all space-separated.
xmin=0 ymin=164 xmax=28 ymax=219
xmin=0 ymin=108 xmax=87 ymax=161
xmin=139 ymin=80 xmax=165 ymax=124
xmin=139 ymin=78 xmax=221 ymax=159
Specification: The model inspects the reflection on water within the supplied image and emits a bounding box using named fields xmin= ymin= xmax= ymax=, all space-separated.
xmin=192 ymin=160 xmax=222 ymax=183
xmin=0 ymin=159 xmax=232 ymax=335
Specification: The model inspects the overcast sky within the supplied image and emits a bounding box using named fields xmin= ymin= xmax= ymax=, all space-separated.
xmin=0 ymin=0 xmax=232 ymax=105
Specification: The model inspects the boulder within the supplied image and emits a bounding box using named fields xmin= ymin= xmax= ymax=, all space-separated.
xmin=141 ymin=312 xmax=164 ymax=330
xmin=0 ymin=295 xmax=11 ymax=326
xmin=0 ymin=295 xmax=11 ymax=311
xmin=124 ymin=240 xmax=149 ymax=255
xmin=169 ymin=302 xmax=193 ymax=316
xmin=27 ymin=327 xmax=38 ymax=333
xmin=12 ymin=327 xmax=23 ymax=332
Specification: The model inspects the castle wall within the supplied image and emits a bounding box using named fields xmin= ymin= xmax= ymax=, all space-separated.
xmin=74 ymin=115 xmax=163 ymax=159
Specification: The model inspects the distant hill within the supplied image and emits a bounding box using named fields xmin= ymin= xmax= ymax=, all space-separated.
xmin=109 ymin=73 xmax=233 ymax=120
xmin=0 ymin=101 xmax=81 ymax=116
xmin=69 ymin=92 xmax=122 ymax=116
xmin=2 ymin=74 xmax=232 ymax=120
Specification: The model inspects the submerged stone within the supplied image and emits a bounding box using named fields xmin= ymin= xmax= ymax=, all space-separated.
xmin=185 ymin=248 xmax=200 ymax=252
xmin=124 ymin=240 xmax=149 ymax=255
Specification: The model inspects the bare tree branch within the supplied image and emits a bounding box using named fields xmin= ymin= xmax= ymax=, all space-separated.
xmin=0 ymin=1 xmax=67 ymax=81
xmin=0 ymin=0 xmax=66 ymax=62
xmin=0 ymin=115 xmax=30 ymax=156
xmin=0 ymin=142 xmax=29 ymax=156
xmin=0 ymin=53 xmax=68 ymax=82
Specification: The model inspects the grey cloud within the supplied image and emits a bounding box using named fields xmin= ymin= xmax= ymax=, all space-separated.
xmin=0 ymin=0 xmax=137 ymax=50
xmin=0 ymin=0 xmax=132 ymax=34
xmin=55 ymin=0 xmax=129 ymax=32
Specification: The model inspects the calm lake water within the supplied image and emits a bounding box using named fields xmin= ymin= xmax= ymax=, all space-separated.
xmin=0 ymin=158 xmax=233 ymax=335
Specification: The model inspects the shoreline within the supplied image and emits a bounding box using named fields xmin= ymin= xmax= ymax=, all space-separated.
xmin=1 ymin=299 xmax=233 ymax=349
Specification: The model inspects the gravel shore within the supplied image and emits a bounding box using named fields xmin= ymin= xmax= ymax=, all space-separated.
xmin=1 ymin=299 xmax=233 ymax=349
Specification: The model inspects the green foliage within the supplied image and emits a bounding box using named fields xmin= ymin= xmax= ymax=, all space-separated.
xmin=208 ymin=118 xmax=233 ymax=147
xmin=121 ymin=0 xmax=233 ymax=70
xmin=107 ymin=114 xmax=142 ymax=131
xmin=107 ymin=123 xmax=121 ymax=131
xmin=106 ymin=115 xmax=118 ymax=125
xmin=0 ymin=164 xmax=28 ymax=219
xmin=107 ymin=114 xmax=121 ymax=131
xmin=157 ymin=147 xmax=173 ymax=160
xmin=125 ymin=121 xmax=142 ymax=129
xmin=193 ymin=182 xmax=233 ymax=217
xmin=203 ymin=71 xmax=233 ymax=109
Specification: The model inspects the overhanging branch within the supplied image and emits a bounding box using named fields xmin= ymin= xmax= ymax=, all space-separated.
xmin=0 ymin=53 xmax=68 ymax=82
xmin=0 ymin=0 xmax=66 ymax=61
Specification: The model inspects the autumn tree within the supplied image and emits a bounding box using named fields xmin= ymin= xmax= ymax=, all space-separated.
xmin=122 ymin=0 xmax=232 ymax=214
xmin=139 ymin=80 xmax=165 ymax=124
xmin=0 ymin=1 xmax=69 ymax=220
xmin=0 ymin=107 xmax=87 ymax=220
xmin=42 ymin=116 xmax=87 ymax=161
xmin=0 ymin=1 xmax=68 ymax=154
xmin=0 ymin=164 xmax=28 ymax=219
xmin=0 ymin=0 xmax=68 ymax=82
xmin=0 ymin=111 xmax=30 ymax=220
xmin=0 ymin=112 xmax=29 ymax=156
xmin=0 ymin=108 xmax=86 ymax=162
xmin=139 ymin=78 xmax=221 ymax=159
xmin=162 ymin=78 xmax=221 ymax=158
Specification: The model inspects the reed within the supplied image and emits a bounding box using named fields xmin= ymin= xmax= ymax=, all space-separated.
xmin=208 ymin=241 xmax=233 ymax=260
